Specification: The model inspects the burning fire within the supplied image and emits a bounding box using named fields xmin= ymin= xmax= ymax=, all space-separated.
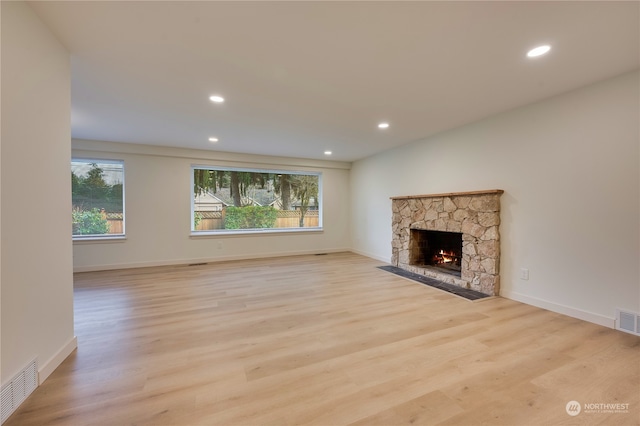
xmin=437 ymin=249 xmax=456 ymax=264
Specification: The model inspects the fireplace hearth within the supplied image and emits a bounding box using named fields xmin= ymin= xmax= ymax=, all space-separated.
xmin=391 ymin=190 xmax=503 ymax=296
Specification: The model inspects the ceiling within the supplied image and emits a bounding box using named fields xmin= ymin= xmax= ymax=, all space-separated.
xmin=29 ymin=1 xmax=639 ymax=162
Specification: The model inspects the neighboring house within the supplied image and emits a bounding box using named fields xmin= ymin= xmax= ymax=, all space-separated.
xmin=196 ymin=188 xmax=280 ymax=208
xmin=291 ymin=197 xmax=319 ymax=211
xmin=195 ymin=189 xmax=318 ymax=212
xmin=193 ymin=191 xmax=228 ymax=211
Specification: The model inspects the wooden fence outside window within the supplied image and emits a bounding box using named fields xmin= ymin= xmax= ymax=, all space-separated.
xmin=194 ymin=209 xmax=319 ymax=230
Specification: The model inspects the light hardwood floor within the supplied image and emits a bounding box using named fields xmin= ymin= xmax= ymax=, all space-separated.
xmin=6 ymin=252 xmax=639 ymax=425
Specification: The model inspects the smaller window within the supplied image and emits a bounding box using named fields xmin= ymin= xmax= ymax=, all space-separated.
xmin=72 ymin=159 xmax=125 ymax=239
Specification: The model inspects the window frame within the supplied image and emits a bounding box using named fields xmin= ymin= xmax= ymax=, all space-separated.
xmin=71 ymin=157 xmax=126 ymax=241
xmin=190 ymin=165 xmax=323 ymax=236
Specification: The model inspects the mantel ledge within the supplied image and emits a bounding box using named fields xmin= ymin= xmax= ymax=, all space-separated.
xmin=390 ymin=189 xmax=504 ymax=200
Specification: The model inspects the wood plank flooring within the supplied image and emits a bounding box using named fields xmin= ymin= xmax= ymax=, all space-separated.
xmin=5 ymin=252 xmax=639 ymax=425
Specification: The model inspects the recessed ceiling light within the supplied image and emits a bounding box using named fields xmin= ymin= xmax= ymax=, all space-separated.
xmin=527 ymin=45 xmax=551 ymax=58
xmin=324 ymin=151 xmax=332 ymax=156
xmin=209 ymin=95 xmax=225 ymax=103
xmin=208 ymin=137 xmax=219 ymax=142
xmin=378 ymin=122 xmax=390 ymax=129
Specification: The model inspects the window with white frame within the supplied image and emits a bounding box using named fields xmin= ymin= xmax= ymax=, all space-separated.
xmin=192 ymin=166 xmax=322 ymax=233
xmin=72 ymin=159 xmax=125 ymax=238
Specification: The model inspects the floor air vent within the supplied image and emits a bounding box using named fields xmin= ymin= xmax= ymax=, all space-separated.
xmin=616 ymin=309 xmax=640 ymax=336
xmin=1 ymin=359 xmax=37 ymax=424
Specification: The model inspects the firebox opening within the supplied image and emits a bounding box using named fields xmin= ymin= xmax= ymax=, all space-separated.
xmin=409 ymin=229 xmax=463 ymax=277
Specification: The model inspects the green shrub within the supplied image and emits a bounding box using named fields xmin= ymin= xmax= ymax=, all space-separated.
xmin=72 ymin=208 xmax=110 ymax=235
xmin=224 ymin=206 xmax=277 ymax=229
xmin=194 ymin=211 xmax=203 ymax=228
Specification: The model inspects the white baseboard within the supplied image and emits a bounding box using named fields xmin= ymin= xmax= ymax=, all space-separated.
xmin=350 ymin=248 xmax=390 ymax=264
xmin=38 ymin=336 xmax=77 ymax=384
xmin=73 ymin=248 xmax=352 ymax=273
xmin=501 ymin=290 xmax=616 ymax=329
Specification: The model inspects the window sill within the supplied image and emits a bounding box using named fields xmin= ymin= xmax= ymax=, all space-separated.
xmin=190 ymin=228 xmax=323 ymax=238
xmin=73 ymin=235 xmax=127 ymax=244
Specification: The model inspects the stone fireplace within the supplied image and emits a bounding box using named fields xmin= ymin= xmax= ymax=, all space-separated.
xmin=391 ymin=190 xmax=503 ymax=296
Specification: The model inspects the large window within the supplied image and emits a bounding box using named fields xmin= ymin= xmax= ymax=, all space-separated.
xmin=192 ymin=166 xmax=322 ymax=234
xmin=72 ymin=159 xmax=125 ymax=238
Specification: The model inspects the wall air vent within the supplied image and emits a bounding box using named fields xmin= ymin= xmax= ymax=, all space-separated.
xmin=616 ymin=309 xmax=640 ymax=336
xmin=0 ymin=359 xmax=37 ymax=424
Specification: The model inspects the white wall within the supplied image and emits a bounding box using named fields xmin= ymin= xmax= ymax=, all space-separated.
xmin=1 ymin=1 xmax=76 ymax=386
xmin=351 ymin=71 xmax=640 ymax=326
xmin=72 ymin=140 xmax=351 ymax=271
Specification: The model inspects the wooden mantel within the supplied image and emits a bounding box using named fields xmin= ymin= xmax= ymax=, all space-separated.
xmin=390 ymin=189 xmax=504 ymax=200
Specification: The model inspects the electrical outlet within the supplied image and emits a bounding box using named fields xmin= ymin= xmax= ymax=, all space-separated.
xmin=520 ymin=268 xmax=529 ymax=280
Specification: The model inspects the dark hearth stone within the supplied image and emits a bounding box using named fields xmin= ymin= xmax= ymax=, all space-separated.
xmin=377 ymin=265 xmax=490 ymax=301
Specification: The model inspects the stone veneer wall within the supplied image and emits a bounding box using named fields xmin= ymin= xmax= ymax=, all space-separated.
xmin=391 ymin=190 xmax=504 ymax=296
